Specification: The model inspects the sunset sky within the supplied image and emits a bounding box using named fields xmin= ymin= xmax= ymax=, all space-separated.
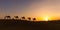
xmin=0 ymin=0 xmax=60 ymax=20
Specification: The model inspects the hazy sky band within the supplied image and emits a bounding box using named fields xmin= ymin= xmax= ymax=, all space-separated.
xmin=0 ymin=0 xmax=60 ymax=20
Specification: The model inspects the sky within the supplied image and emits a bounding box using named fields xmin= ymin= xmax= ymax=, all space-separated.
xmin=0 ymin=0 xmax=60 ymax=20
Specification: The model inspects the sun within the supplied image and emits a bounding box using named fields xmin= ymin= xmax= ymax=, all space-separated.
xmin=44 ymin=17 xmax=49 ymax=21
xmin=43 ymin=16 xmax=50 ymax=21
xmin=38 ymin=16 xmax=51 ymax=21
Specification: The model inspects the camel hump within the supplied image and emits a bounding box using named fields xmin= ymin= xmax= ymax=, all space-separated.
xmin=14 ymin=16 xmax=18 ymax=17
xmin=4 ymin=16 xmax=11 ymax=19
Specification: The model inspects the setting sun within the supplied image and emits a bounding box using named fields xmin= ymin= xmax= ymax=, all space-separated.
xmin=41 ymin=16 xmax=51 ymax=21
xmin=44 ymin=17 xmax=49 ymax=21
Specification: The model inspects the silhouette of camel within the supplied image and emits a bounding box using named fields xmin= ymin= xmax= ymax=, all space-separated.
xmin=21 ymin=16 xmax=25 ymax=20
xmin=28 ymin=17 xmax=31 ymax=20
xmin=4 ymin=16 xmax=11 ymax=19
xmin=14 ymin=16 xmax=19 ymax=19
xmin=33 ymin=18 xmax=36 ymax=21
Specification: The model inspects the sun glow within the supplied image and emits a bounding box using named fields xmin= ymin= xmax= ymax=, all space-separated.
xmin=44 ymin=17 xmax=49 ymax=21
xmin=43 ymin=16 xmax=50 ymax=21
xmin=37 ymin=15 xmax=54 ymax=21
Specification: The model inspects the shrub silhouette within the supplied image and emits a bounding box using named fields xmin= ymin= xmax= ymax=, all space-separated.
xmin=4 ymin=16 xmax=11 ymax=19
xmin=28 ymin=17 xmax=31 ymax=20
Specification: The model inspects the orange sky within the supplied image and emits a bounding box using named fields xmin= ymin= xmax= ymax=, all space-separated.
xmin=0 ymin=0 xmax=60 ymax=21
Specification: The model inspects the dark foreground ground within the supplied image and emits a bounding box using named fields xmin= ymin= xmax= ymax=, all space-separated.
xmin=0 ymin=19 xmax=60 ymax=30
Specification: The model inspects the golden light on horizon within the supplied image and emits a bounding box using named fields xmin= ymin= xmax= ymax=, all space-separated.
xmin=44 ymin=17 xmax=49 ymax=21
xmin=37 ymin=15 xmax=60 ymax=21
xmin=38 ymin=16 xmax=52 ymax=21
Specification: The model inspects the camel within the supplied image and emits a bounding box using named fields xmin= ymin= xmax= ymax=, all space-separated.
xmin=4 ymin=16 xmax=11 ymax=19
xmin=14 ymin=16 xmax=19 ymax=19
xmin=28 ymin=17 xmax=31 ymax=20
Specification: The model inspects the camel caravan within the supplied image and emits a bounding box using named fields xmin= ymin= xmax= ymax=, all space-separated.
xmin=4 ymin=16 xmax=36 ymax=21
